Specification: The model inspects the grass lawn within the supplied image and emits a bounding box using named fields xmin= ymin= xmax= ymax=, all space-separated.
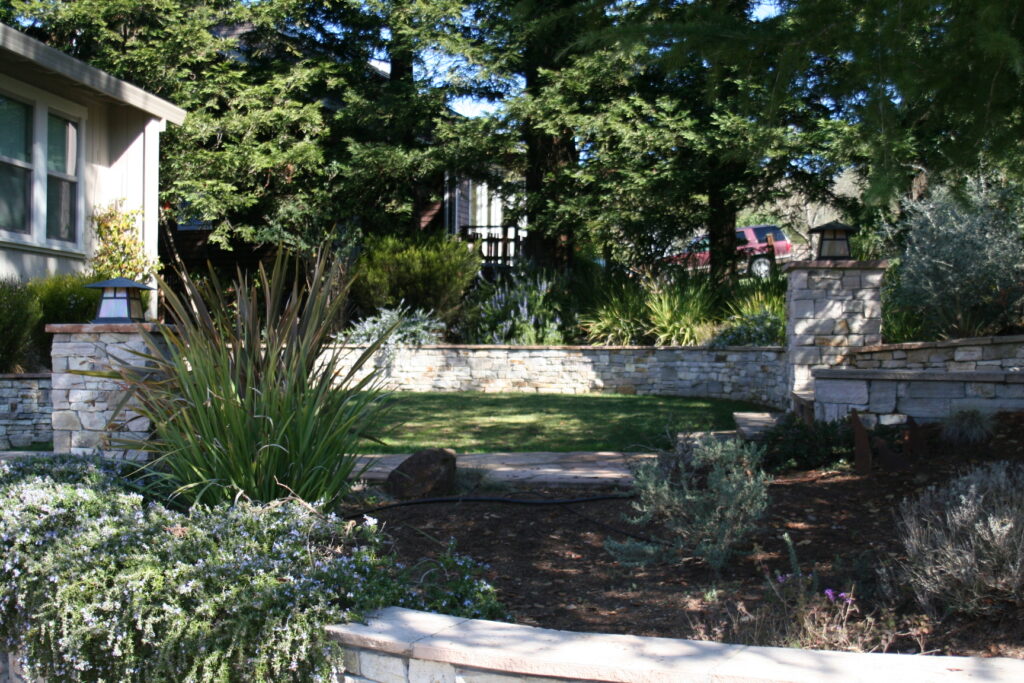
xmin=361 ymin=392 xmax=766 ymax=454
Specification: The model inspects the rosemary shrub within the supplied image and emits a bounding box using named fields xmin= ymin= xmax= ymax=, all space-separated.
xmin=0 ymin=456 xmax=504 ymax=682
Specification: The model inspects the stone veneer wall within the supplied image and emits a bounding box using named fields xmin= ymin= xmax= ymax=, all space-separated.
xmin=0 ymin=374 xmax=51 ymax=450
xmin=851 ymin=335 xmax=1024 ymax=372
xmin=47 ymin=324 xmax=165 ymax=459
xmin=330 ymin=345 xmax=787 ymax=408
xmin=813 ymin=368 xmax=1024 ymax=426
xmin=785 ymin=260 xmax=886 ymax=403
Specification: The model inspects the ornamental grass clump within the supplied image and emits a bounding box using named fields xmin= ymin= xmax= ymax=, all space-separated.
xmin=0 ymin=456 xmax=504 ymax=682
xmin=113 ymin=250 xmax=389 ymax=508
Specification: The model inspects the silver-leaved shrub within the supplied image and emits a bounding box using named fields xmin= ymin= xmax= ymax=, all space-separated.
xmin=607 ymin=437 xmax=769 ymax=572
xmin=888 ymin=180 xmax=1024 ymax=339
xmin=0 ymin=457 xmax=504 ymax=682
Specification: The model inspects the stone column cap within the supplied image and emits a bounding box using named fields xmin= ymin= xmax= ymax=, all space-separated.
xmin=785 ymin=259 xmax=890 ymax=271
xmin=45 ymin=323 xmax=168 ymax=333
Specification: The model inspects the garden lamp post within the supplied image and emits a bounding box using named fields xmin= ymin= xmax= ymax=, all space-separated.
xmin=85 ymin=277 xmax=153 ymax=323
xmin=809 ymin=221 xmax=858 ymax=260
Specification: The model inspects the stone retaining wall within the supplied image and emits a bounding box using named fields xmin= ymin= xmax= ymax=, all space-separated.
xmin=0 ymin=374 xmax=51 ymax=450
xmin=328 ymin=606 xmax=1024 ymax=683
xmin=851 ymin=335 xmax=1024 ymax=372
xmin=330 ymin=345 xmax=787 ymax=408
xmin=813 ymin=368 xmax=1024 ymax=426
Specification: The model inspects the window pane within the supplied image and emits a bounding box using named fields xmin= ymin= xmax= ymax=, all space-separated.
xmin=0 ymin=96 xmax=31 ymax=163
xmin=46 ymin=176 xmax=76 ymax=242
xmin=0 ymin=162 xmax=30 ymax=233
xmin=47 ymin=114 xmax=78 ymax=176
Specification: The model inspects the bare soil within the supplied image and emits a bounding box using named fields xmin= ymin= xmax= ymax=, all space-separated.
xmin=371 ymin=412 xmax=1024 ymax=658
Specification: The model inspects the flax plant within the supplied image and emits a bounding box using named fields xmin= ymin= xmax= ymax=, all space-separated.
xmin=114 ymin=251 xmax=390 ymax=508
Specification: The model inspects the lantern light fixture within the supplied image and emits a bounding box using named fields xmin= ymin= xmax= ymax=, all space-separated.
xmin=809 ymin=220 xmax=859 ymax=261
xmin=85 ymin=277 xmax=153 ymax=324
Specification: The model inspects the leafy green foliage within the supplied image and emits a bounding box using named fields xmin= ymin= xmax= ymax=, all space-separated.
xmin=580 ymin=277 xmax=651 ymax=345
xmin=352 ymin=235 xmax=480 ymax=323
xmin=25 ymin=273 xmax=101 ymax=368
xmin=0 ymin=456 xmax=504 ymax=682
xmin=761 ymin=414 xmax=851 ymax=473
xmin=644 ymin=280 xmax=719 ymax=346
xmin=0 ymin=278 xmax=40 ymax=373
xmin=456 ymin=268 xmax=564 ymax=344
xmin=886 ymin=181 xmax=1024 ymax=339
xmin=710 ymin=311 xmax=785 ymax=348
xmin=113 ymin=251 xmax=387 ymax=508
xmin=896 ymin=461 xmax=1024 ymax=617
xmin=89 ymin=202 xmax=159 ymax=281
xmin=608 ymin=437 xmax=769 ymax=572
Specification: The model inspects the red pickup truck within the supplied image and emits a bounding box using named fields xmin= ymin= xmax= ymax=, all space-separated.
xmin=667 ymin=224 xmax=792 ymax=277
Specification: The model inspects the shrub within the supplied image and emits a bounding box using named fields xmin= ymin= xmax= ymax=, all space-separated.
xmin=351 ymin=235 xmax=480 ymax=323
xmin=90 ymin=201 xmax=159 ymax=281
xmin=761 ymin=413 xmax=851 ymax=473
xmin=887 ymin=181 xmax=1024 ymax=339
xmin=940 ymin=409 xmax=994 ymax=445
xmin=457 ymin=268 xmax=564 ymax=345
xmin=26 ymin=272 xmax=101 ymax=366
xmin=340 ymin=304 xmax=445 ymax=365
xmin=607 ymin=437 xmax=769 ymax=572
xmin=710 ymin=310 xmax=785 ymax=347
xmin=113 ymin=251 xmax=389 ymax=508
xmin=580 ymin=278 xmax=650 ymax=345
xmin=645 ymin=279 xmax=719 ymax=346
xmin=0 ymin=278 xmax=40 ymax=373
xmin=0 ymin=456 xmax=503 ymax=682
xmin=896 ymin=461 xmax=1024 ymax=617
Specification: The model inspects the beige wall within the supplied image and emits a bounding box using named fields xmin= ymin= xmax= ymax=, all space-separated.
xmin=0 ymin=69 xmax=161 ymax=289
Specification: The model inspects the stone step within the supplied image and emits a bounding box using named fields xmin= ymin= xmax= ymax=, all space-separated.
xmin=733 ymin=411 xmax=784 ymax=441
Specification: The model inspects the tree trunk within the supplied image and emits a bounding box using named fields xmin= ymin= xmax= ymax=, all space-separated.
xmin=707 ymin=181 xmax=739 ymax=284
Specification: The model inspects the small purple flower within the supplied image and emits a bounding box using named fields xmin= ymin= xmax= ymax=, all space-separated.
xmin=776 ymin=573 xmax=789 ymax=584
xmin=824 ymin=588 xmax=836 ymax=602
xmin=838 ymin=592 xmax=854 ymax=605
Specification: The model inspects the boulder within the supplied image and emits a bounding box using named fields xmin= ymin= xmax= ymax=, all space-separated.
xmin=384 ymin=448 xmax=457 ymax=499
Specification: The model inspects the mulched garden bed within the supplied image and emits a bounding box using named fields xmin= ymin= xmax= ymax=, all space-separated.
xmin=370 ymin=412 xmax=1024 ymax=659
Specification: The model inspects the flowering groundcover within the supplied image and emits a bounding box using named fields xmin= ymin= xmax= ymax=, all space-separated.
xmin=0 ymin=456 xmax=503 ymax=682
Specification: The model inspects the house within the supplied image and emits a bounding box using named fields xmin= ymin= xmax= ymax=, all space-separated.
xmin=0 ymin=23 xmax=185 ymax=286
xmin=443 ymin=174 xmax=527 ymax=270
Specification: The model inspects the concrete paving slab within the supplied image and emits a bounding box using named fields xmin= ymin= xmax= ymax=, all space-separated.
xmin=357 ymin=450 xmax=653 ymax=488
xmin=734 ymin=412 xmax=784 ymax=441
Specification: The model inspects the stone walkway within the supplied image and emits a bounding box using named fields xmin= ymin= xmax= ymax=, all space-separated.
xmin=358 ymin=430 xmax=739 ymax=488
xmin=358 ymin=450 xmax=654 ymax=488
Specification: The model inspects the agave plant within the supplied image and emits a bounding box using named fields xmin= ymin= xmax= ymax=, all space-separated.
xmin=112 ymin=250 xmax=391 ymax=508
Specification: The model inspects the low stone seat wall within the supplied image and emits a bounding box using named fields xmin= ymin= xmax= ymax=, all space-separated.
xmin=813 ymin=368 xmax=1024 ymax=425
xmin=328 ymin=607 xmax=1024 ymax=682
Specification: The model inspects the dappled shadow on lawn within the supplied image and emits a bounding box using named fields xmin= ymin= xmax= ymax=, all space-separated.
xmin=361 ymin=392 xmax=766 ymax=454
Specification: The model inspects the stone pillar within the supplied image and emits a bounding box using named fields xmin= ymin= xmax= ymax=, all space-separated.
xmin=785 ymin=260 xmax=888 ymax=408
xmin=47 ymin=323 xmax=165 ymax=459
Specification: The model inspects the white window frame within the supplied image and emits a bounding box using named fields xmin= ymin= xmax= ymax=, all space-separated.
xmin=0 ymin=74 xmax=87 ymax=256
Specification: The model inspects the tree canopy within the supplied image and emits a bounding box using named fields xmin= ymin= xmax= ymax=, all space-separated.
xmin=5 ymin=0 xmax=1023 ymax=271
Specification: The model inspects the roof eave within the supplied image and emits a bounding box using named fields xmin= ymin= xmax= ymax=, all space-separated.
xmin=0 ymin=23 xmax=187 ymax=125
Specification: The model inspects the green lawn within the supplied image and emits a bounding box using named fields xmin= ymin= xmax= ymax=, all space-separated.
xmin=361 ymin=392 xmax=765 ymax=454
